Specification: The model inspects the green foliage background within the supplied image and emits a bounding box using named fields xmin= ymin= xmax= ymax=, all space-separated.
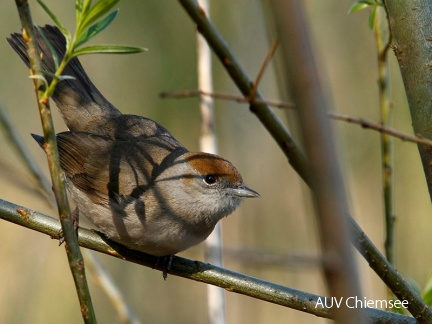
xmin=0 ymin=1 xmax=429 ymax=323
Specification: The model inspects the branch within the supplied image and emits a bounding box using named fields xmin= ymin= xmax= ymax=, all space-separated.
xmin=0 ymin=198 xmax=416 ymax=323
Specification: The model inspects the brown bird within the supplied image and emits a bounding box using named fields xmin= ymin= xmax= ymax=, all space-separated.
xmin=8 ymin=25 xmax=259 ymax=257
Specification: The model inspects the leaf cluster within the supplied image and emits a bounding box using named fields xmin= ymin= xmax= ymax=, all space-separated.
xmin=36 ymin=0 xmax=147 ymax=98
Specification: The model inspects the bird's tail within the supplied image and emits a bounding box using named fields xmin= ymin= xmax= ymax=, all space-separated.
xmin=7 ymin=25 xmax=121 ymax=132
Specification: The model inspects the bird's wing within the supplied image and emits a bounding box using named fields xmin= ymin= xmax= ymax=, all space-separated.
xmin=54 ymin=132 xmax=187 ymax=205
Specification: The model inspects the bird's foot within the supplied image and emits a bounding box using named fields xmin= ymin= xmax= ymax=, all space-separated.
xmin=155 ymin=255 xmax=174 ymax=280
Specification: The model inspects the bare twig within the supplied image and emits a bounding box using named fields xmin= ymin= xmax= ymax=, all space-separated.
xmin=330 ymin=112 xmax=432 ymax=147
xmin=248 ymin=39 xmax=280 ymax=100
xmin=160 ymin=89 xmax=294 ymax=109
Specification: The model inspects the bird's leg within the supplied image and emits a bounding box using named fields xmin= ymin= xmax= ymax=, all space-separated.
xmin=58 ymin=207 xmax=80 ymax=245
xmin=155 ymin=255 xmax=174 ymax=280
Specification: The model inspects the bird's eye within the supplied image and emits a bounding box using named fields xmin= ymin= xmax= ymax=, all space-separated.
xmin=204 ymin=174 xmax=217 ymax=185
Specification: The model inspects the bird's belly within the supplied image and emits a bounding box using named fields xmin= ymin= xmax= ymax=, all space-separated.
xmin=69 ymin=185 xmax=210 ymax=256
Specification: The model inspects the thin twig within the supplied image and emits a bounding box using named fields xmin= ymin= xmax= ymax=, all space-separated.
xmin=330 ymin=112 xmax=432 ymax=147
xmin=248 ymin=39 xmax=280 ymax=100
xmin=160 ymin=89 xmax=294 ymax=109
xmin=0 ymin=198 xmax=416 ymax=323
xmin=14 ymin=1 xmax=95 ymax=322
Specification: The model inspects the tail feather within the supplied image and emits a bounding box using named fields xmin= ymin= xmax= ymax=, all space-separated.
xmin=31 ymin=133 xmax=45 ymax=148
xmin=7 ymin=25 xmax=121 ymax=132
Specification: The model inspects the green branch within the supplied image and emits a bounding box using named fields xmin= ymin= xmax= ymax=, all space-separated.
xmin=14 ymin=0 xmax=95 ymax=322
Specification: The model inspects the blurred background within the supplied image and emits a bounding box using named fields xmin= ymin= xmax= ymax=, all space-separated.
xmin=0 ymin=1 xmax=430 ymax=323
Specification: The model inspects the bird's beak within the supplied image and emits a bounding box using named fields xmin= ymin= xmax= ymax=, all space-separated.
xmin=230 ymin=185 xmax=260 ymax=198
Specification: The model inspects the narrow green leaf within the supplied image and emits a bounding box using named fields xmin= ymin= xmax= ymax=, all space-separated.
xmin=71 ymin=44 xmax=147 ymax=57
xmin=75 ymin=9 xmax=119 ymax=48
xmin=348 ymin=0 xmax=375 ymax=14
xmin=82 ymin=0 xmax=93 ymax=15
xmin=369 ymin=5 xmax=378 ymax=29
xmin=34 ymin=70 xmax=76 ymax=84
xmin=78 ymin=0 xmax=120 ymax=34
xmin=37 ymin=0 xmax=69 ymax=38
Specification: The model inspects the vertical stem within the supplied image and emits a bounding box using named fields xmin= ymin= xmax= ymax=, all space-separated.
xmin=14 ymin=1 xmax=96 ymax=322
xmin=374 ymin=5 xmax=395 ymax=304
xmin=196 ymin=1 xmax=226 ymax=323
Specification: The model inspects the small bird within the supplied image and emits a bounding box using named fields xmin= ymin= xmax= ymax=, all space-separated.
xmin=8 ymin=25 xmax=259 ymax=257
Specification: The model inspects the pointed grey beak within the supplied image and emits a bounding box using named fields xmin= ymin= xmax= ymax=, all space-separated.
xmin=230 ymin=185 xmax=260 ymax=198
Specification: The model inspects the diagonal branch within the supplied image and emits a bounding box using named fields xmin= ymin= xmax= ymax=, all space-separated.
xmin=178 ymin=0 xmax=311 ymax=185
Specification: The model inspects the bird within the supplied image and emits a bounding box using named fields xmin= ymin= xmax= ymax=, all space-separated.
xmin=7 ymin=25 xmax=259 ymax=258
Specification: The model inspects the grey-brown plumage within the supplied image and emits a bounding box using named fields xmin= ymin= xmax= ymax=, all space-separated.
xmin=9 ymin=26 xmax=259 ymax=256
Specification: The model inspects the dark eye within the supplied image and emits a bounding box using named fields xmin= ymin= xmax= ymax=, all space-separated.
xmin=204 ymin=174 xmax=217 ymax=185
